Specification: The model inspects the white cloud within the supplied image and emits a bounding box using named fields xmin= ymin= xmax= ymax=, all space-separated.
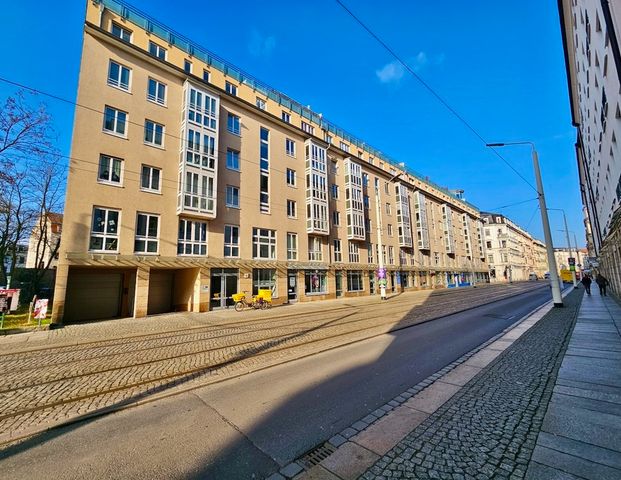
xmin=376 ymin=61 xmax=405 ymax=83
xmin=248 ymin=30 xmax=276 ymax=58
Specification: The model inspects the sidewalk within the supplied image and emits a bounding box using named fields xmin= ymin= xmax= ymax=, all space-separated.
xmin=279 ymin=288 xmax=621 ymax=480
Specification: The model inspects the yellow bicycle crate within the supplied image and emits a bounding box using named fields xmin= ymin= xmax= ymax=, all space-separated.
xmin=256 ymin=289 xmax=272 ymax=302
xmin=232 ymin=292 xmax=247 ymax=303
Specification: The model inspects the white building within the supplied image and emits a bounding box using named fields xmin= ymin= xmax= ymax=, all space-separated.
xmin=25 ymin=213 xmax=63 ymax=270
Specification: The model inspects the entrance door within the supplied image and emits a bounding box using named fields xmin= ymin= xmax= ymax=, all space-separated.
xmin=369 ymin=270 xmax=375 ymax=294
xmin=390 ymin=272 xmax=396 ymax=293
xmin=210 ymin=268 xmax=239 ymax=309
xmin=335 ymin=271 xmax=343 ymax=297
xmin=287 ymin=271 xmax=297 ymax=302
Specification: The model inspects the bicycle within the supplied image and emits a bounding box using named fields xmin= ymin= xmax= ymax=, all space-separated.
xmin=233 ymin=291 xmax=270 ymax=311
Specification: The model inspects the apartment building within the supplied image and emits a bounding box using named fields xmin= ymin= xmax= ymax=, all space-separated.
xmin=51 ymin=0 xmax=488 ymax=323
xmin=481 ymin=213 xmax=548 ymax=281
xmin=25 ymin=213 xmax=63 ymax=270
xmin=559 ymin=0 xmax=621 ymax=292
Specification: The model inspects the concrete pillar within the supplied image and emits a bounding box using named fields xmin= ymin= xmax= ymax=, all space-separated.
xmin=198 ymin=267 xmax=210 ymax=312
xmin=134 ymin=266 xmax=150 ymax=318
xmin=51 ymin=263 xmax=69 ymax=325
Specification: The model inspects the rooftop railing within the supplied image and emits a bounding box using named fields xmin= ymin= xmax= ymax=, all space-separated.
xmin=97 ymin=0 xmax=479 ymax=213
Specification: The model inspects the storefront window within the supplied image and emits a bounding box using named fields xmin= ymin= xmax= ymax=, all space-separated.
xmin=305 ymin=271 xmax=327 ymax=294
xmin=253 ymin=269 xmax=277 ymax=297
xmin=347 ymin=271 xmax=364 ymax=292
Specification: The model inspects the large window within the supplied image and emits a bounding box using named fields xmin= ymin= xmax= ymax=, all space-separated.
xmin=107 ymin=60 xmax=130 ymax=91
xmin=186 ymin=129 xmax=216 ymax=169
xmin=89 ymin=207 xmax=119 ymax=252
xmin=144 ymin=120 xmax=164 ymax=147
xmin=224 ymin=225 xmax=239 ymax=257
xmin=135 ymin=213 xmax=159 ymax=253
xmin=140 ymin=165 xmax=161 ymax=193
xmin=226 ymin=185 xmax=240 ymax=208
xmin=347 ymin=271 xmax=364 ymax=292
xmin=226 ymin=149 xmax=240 ymax=170
xmin=348 ymin=243 xmax=360 ymax=263
xmin=103 ymin=106 xmax=127 ymax=136
xmin=287 ymin=233 xmax=297 ymax=260
xmin=188 ymin=87 xmax=217 ymax=129
xmin=98 ymin=154 xmax=122 ymax=185
xmin=333 ymin=239 xmax=342 ymax=262
xmin=252 ymin=228 xmax=276 ymax=259
xmin=305 ymin=271 xmax=327 ymax=294
xmin=147 ymin=78 xmax=166 ymax=105
xmin=309 ymin=236 xmax=322 ymax=261
xmin=183 ymin=171 xmax=214 ymax=212
xmin=260 ymin=128 xmax=270 ymax=171
xmin=178 ymin=219 xmax=207 ymax=256
xmin=301 ymin=121 xmax=314 ymax=135
xmin=148 ymin=41 xmax=166 ymax=60
xmin=227 ymin=113 xmax=241 ymax=135
xmin=111 ymin=22 xmax=132 ymax=42
xmin=253 ymin=269 xmax=277 ymax=297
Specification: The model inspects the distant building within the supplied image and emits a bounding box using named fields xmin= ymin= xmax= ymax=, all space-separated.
xmin=25 ymin=213 xmax=63 ymax=270
xmin=1 ymin=244 xmax=28 ymax=286
xmin=558 ymin=0 xmax=621 ymax=292
xmin=553 ymin=247 xmax=588 ymax=275
xmin=481 ymin=213 xmax=548 ymax=281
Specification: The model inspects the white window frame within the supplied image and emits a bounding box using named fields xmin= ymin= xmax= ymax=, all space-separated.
xmin=184 ymin=59 xmax=193 ymax=74
xmin=333 ymin=210 xmax=340 ymax=226
xmin=226 ymin=148 xmax=240 ymax=171
xmin=333 ymin=239 xmax=342 ymax=262
xmin=203 ymin=70 xmax=210 ymax=83
xmin=103 ymin=105 xmax=127 ymax=137
xmin=148 ymin=41 xmax=167 ymax=60
xmin=339 ymin=141 xmax=350 ymax=153
xmin=224 ymin=224 xmax=240 ymax=258
xmin=286 ymin=138 xmax=296 ymax=157
xmin=225 ymin=81 xmax=238 ymax=96
xmin=107 ymin=60 xmax=131 ymax=92
xmin=97 ymin=154 xmax=123 ymax=186
xmin=282 ymin=111 xmax=291 ymax=123
xmin=111 ymin=22 xmax=132 ymax=42
xmin=309 ymin=236 xmax=322 ymax=261
xmin=331 ymin=184 xmax=339 ymax=199
xmin=227 ymin=113 xmax=241 ymax=135
xmin=286 ymin=168 xmax=296 ymax=187
xmin=144 ymin=119 xmax=165 ymax=147
xmin=178 ymin=219 xmax=207 ymax=256
xmin=287 ymin=200 xmax=297 ymax=218
xmin=301 ymin=121 xmax=314 ymax=135
xmin=348 ymin=242 xmax=360 ymax=263
xmin=256 ymin=97 xmax=266 ymax=110
xmin=226 ymin=185 xmax=240 ymax=208
xmin=89 ymin=207 xmax=120 ymax=252
xmin=287 ymin=232 xmax=298 ymax=260
xmin=252 ymin=228 xmax=276 ymax=259
xmin=140 ymin=165 xmax=161 ymax=193
xmin=147 ymin=78 xmax=166 ymax=106
xmin=134 ymin=212 xmax=159 ymax=254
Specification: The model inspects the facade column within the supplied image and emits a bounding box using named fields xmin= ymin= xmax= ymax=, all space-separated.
xmin=51 ymin=263 xmax=69 ymax=325
xmin=134 ymin=266 xmax=150 ymax=318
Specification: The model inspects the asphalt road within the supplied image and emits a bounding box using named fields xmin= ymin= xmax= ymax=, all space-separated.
xmin=1 ymin=286 xmax=554 ymax=480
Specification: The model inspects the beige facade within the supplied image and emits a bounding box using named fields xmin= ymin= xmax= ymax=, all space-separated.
xmin=481 ymin=213 xmax=548 ymax=281
xmin=52 ymin=0 xmax=489 ymax=323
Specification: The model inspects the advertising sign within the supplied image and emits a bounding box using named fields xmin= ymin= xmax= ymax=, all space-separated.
xmin=377 ymin=268 xmax=386 ymax=280
xmin=34 ymin=299 xmax=49 ymax=320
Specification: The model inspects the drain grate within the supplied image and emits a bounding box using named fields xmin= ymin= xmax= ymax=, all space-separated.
xmin=298 ymin=442 xmax=337 ymax=469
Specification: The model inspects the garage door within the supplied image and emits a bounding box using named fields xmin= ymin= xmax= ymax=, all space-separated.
xmin=65 ymin=272 xmax=123 ymax=322
xmin=147 ymin=270 xmax=174 ymax=315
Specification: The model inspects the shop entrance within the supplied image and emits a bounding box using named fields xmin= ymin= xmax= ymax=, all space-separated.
xmin=210 ymin=268 xmax=238 ymax=309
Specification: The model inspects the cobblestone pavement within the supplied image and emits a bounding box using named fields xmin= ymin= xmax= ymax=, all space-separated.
xmin=361 ymin=289 xmax=583 ymax=480
xmin=0 ymin=283 xmax=544 ymax=443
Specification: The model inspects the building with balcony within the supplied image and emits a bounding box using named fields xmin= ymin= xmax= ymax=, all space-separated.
xmin=52 ymin=0 xmax=489 ymax=323
xmin=559 ymin=0 xmax=621 ymax=292
xmin=481 ymin=212 xmax=548 ymax=281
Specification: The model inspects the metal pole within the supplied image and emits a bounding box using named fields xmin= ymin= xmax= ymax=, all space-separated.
xmin=533 ymin=149 xmax=564 ymax=306
xmin=562 ymin=211 xmax=578 ymax=287
xmin=375 ymin=182 xmax=386 ymax=300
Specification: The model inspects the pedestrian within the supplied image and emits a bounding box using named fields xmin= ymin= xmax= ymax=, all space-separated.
xmin=581 ymin=274 xmax=592 ymax=295
xmin=595 ymin=273 xmax=609 ymax=296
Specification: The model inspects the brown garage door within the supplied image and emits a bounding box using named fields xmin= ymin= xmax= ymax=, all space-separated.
xmin=65 ymin=271 xmax=123 ymax=322
xmin=147 ymin=270 xmax=174 ymax=315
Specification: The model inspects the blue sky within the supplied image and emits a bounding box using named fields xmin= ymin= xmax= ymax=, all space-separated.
xmin=0 ymin=0 xmax=583 ymax=248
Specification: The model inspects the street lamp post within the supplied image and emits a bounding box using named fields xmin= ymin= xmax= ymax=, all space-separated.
xmin=549 ymin=208 xmax=578 ymax=288
xmin=486 ymin=142 xmax=563 ymax=307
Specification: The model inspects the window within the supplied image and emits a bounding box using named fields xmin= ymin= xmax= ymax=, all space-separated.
xmin=325 ymin=134 xmax=333 ymax=144
xmin=387 ymin=224 xmax=393 ymax=236
xmin=260 ymin=128 xmax=270 ymax=212
xmin=227 ymin=113 xmax=241 ymax=135
xmin=347 ymin=271 xmax=363 ymax=291
xmin=144 ymin=120 xmax=164 ymax=147
xmin=256 ymin=97 xmax=266 ymax=110
xmin=226 ymin=185 xmax=240 ymax=208
xmin=486 ymin=241 xmax=492 ymax=249
xmin=135 ymin=213 xmax=159 ymax=253
xmin=286 ymin=168 xmax=296 ymax=186
xmin=203 ymin=70 xmax=210 ymax=83
xmin=364 ymin=195 xmax=370 ymax=209
xmin=301 ymin=121 xmax=314 ymax=135
xmin=148 ymin=41 xmax=166 ymax=60
xmin=186 ymin=129 xmax=215 ymax=168
xmin=385 ymin=203 xmax=392 ymax=215
xmin=332 ymin=210 xmax=340 ymax=226
xmin=253 ymin=269 xmax=277 ymax=297
xmin=487 ymin=254 xmax=494 ymax=264
xmin=331 ymin=184 xmax=339 ymax=199
xmin=183 ymin=171 xmax=214 ymax=213
xmin=309 ymin=236 xmax=322 ymax=261
xmin=188 ymin=87 xmax=218 ymax=129
xmin=287 ymin=200 xmax=297 ymax=218
xmin=388 ymin=246 xmax=395 ymax=265
xmin=282 ymin=111 xmax=291 ymax=123
xmin=140 ymin=165 xmax=161 ymax=193
xmin=178 ymin=219 xmax=207 ymax=256
xmin=339 ymin=141 xmax=350 ymax=153
xmin=367 ymin=242 xmax=374 ymax=263
xmin=111 ymin=22 xmax=131 ymax=42
xmin=286 ymin=138 xmax=296 ymax=157
xmin=103 ymin=106 xmax=127 ymax=136
xmin=260 ymin=128 xmax=270 ymax=170
xmin=98 ymin=154 xmax=122 ymax=185
xmin=348 ymin=243 xmax=360 ymax=263
xmin=333 ymin=239 xmax=342 ymax=262
xmin=363 ymin=173 xmax=369 ymax=187
xmin=226 ymin=149 xmax=240 ymax=170
xmin=287 ymin=232 xmax=298 ymax=260
xmin=330 ymin=160 xmax=338 ymax=176
xmin=107 ymin=60 xmax=130 ymax=91
xmin=260 ymin=173 xmax=269 ymax=213
xmin=252 ymin=228 xmax=276 ymax=259
xmin=89 ymin=207 xmax=119 ymax=252
xmin=147 ymin=78 xmax=166 ymax=105
xmin=224 ymin=225 xmax=240 ymax=257
xmin=305 ymin=271 xmax=327 ymax=294
xmin=184 ymin=59 xmax=192 ymax=73
xmin=225 ymin=81 xmax=238 ymax=96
